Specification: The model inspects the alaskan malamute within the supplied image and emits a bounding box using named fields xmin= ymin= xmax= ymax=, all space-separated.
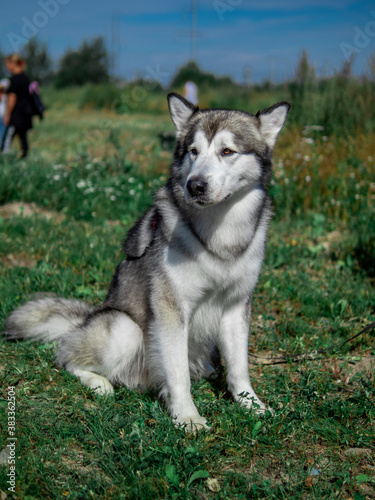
xmin=4 ymin=93 xmax=290 ymax=430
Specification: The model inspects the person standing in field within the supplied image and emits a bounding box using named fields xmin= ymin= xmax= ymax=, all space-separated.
xmin=0 ymin=77 xmax=10 ymax=149
xmin=183 ymin=81 xmax=198 ymax=106
xmin=1 ymin=54 xmax=33 ymax=159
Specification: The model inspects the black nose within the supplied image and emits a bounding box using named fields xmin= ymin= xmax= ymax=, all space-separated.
xmin=187 ymin=178 xmax=208 ymax=197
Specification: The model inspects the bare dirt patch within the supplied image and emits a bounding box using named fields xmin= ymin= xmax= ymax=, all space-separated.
xmin=0 ymin=202 xmax=65 ymax=222
xmin=0 ymin=252 xmax=37 ymax=268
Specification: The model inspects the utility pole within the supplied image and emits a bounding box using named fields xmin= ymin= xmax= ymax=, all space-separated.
xmin=244 ymin=65 xmax=251 ymax=86
xmin=190 ymin=0 xmax=198 ymax=61
xmin=269 ymin=57 xmax=275 ymax=86
xmin=111 ymin=11 xmax=120 ymax=80
xmin=175 ymin=0 xmax=201 ymax=62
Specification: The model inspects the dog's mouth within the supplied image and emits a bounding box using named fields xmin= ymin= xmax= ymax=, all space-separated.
xmin=186 ymin=192 xmax=232 ymax=207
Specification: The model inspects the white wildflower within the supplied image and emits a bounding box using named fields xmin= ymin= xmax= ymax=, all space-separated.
xmin=304 ymin=155 xmax=311 ymax=162
xmin=302 ymin=138 xmax=314 ymax=145
xmin=110 ymin=195 xmax=116 ymax=201
xmin=76 ymin=180 xmax=86 ymax=189
xmin=305 ymin=175 xmax=311 ymax=182
xmin=129 ymin=189 xmax=135 ymax=196
xmin=53 ymin=174 xmax=60 ymax=181
xmin=128 ymin=177 xmax=135 ymax=183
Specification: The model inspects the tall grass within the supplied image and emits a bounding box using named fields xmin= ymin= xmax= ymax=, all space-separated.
xmin=288 ymin=76 xmax=375 ymax=136
xmin=73 ymin=74 xmax=375 ymax=139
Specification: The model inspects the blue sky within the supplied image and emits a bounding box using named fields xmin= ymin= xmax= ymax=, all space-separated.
xmin=1 ymin=0 xmax=374 ymax=85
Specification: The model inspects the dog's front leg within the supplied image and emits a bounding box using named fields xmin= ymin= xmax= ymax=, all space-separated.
xmin=218 ymin=304 xmax=270 ymax=414
xmin=149 ymin=313 xmax=210 ymax=431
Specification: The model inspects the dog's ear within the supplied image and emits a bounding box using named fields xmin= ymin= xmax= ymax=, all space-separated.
xmin=257 ymin=102 xmax=290 ymax=149
xmin=168 ymin=93 xmax=197 ymax=134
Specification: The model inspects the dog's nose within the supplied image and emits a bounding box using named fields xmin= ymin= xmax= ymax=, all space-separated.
xmin=187 ymin=178 xmax=208 ymax=197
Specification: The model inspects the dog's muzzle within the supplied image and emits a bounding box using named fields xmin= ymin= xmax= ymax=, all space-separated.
xmin=186 ymin=177 xmax=208 ymax=198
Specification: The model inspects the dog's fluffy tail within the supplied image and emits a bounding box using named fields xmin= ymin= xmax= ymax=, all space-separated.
xmin=4 ymin=297 xmax=93 ymax=342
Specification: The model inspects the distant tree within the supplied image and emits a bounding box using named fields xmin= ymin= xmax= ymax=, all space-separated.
xmin=55 ymin=37 xmax=109 ymax=88
xmin=169 ymin=60 xmax=234 ymax=89
xmin=367 ymin=51 xmax=375 ymax=81
xmin=295 ymin=48 xmax=316 ymax=88
xmin=288 ymin=49 xmax=316 ymax=126
xmin=21 ymin=38 xmax=54 ymax=84
xmin=338 ymin=54 xmax=356 ymax=80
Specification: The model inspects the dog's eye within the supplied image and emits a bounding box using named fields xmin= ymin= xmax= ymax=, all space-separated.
xmin=190 ymin=148 xmax=198 ymax=156
xmin=222 ymin=148 xmax=234 ymax=156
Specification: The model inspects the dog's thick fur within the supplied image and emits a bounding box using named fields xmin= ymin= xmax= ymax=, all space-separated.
xmin=4 ymin=93 xmax=290 ymax=430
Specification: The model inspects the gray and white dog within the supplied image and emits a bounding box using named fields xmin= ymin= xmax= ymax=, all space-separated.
xmin=4 ymin=93 xmax=290 ymax=430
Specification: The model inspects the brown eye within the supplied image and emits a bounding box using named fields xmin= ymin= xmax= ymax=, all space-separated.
xmin=222 ymin=148 xmax=234 ymax=156
xmin=190 ymin=148 xmax=198 ymax=155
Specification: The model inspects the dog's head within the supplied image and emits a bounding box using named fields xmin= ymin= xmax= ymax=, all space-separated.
xmin=168 ymin=93 xmax=290 ymax=208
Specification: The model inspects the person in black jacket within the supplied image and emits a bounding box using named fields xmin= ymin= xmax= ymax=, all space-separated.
xmin=1 ymin=54 xmax=33 ymax=158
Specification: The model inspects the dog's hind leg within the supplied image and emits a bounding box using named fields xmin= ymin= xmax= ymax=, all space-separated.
xmin=65 ymin=363 xmax=115 ymax=395
xmin=57 ymin=310 xmax=147 ymax=394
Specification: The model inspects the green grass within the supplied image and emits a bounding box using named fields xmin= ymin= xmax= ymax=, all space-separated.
xmin=0 ymin=92 xmax=374 ymax=499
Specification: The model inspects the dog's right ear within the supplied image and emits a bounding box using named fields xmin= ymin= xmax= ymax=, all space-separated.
xmin=167 ymin=93 xmax=197 ymax=134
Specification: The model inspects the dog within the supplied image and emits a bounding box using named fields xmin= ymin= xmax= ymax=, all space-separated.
xmin=4 ymin=93 xmax=290 ymax=431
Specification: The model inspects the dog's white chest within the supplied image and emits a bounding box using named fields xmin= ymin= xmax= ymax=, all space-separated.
xmin=165 ymin=221 xmax=266 ymax=314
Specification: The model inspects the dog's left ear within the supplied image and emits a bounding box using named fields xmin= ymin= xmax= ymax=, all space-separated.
xmin=168 ymin=93 xmax=197 ymax=134
xmin=257 ymin=102 xmax=290 ymax=149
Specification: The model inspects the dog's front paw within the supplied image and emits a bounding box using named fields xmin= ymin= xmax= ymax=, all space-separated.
xmin=252 ymin=403 xmax=275 ymax=416
xmin=238 ymin=394 xmax=274 ymax=416
xmin=175 ymin=415 xmax=211 ymax=432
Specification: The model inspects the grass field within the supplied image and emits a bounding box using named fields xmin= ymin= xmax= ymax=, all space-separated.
xmin=0 ymin=88 xmax=374 ymax=500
